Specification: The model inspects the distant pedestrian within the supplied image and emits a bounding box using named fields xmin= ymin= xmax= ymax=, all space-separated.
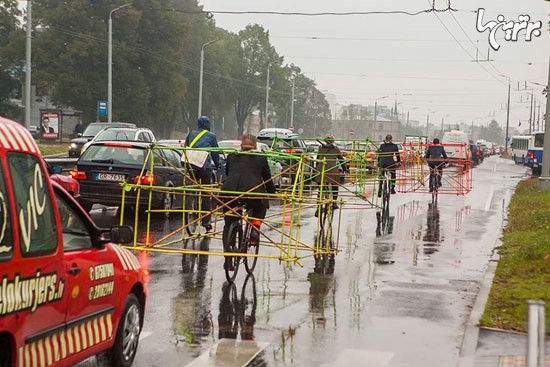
xmin=73 ymin=120 xmax=85 ymax=136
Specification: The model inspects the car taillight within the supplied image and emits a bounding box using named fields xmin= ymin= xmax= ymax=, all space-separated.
xmin=70 ymin=170 xmax=86 ymax=180
xmin=133 ymin=173 xmax=156 ymax=185
xmin=284 ymin=149 xmax=298 ymax=153
xmin=528 ymin=152 xmax=534 ymax=159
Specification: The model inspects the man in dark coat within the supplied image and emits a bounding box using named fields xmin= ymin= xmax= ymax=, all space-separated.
xmin=315 ymin=134 xmax=348 ymax=214
xmin=221 ymin=134 xmax=275 ymax=247
xmin=425 ymin=138 xmax=448 ymax=190
xmin=184 ymin=116 xmax=220 ymax=231
xmin=377 ymin=134 xmax=401 ymax=196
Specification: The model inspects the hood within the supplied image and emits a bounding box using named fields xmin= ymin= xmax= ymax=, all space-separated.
xmin=198 ymin=116 xmax=210 ymax=130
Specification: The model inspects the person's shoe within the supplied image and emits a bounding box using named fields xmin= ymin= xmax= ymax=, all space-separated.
xmin=377 ymin=191 xmax=382 ymax=198
xmin=314 ymin=209 xmax=319 ymax=217
xmin=429 ymin=188 xmax=433 ymax=192
xmin=249 ymin=230 xmax=260 ymax=245
xmin=203 ymin=223 xmax=213 ymax=232
xmin=391 ymin=188 xmax=396 ymax=195
xmin=438 ymin=183 xmax=442 ymax=187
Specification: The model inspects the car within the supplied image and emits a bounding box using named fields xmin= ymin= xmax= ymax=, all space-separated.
xmin=342 ymin=141 xmax=377 ymax=174
xmin=71 ymin=141 xmax=186 ymax=213
xmin=80 ymin=127 xmax=156 ymax=156
xmin=68 ymin=122 xmax=137 ymax=158
xmin=469 ymin=143 xmax=481 ymax=166
xmin=256 ymin=128 xmax=313 ymax=184
xmin=0 ymin=117 xmax=147 ymax=367
xmin=217 ymin=139 xmax=284 ymax=187
xmin=45 ymin=159 xmax=80 ymax=199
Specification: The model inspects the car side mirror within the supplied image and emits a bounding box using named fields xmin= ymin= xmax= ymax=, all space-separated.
xmin=110 ymin=225 xmax=134 ymax=244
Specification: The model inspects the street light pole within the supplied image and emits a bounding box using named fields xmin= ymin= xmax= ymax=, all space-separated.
xmin=24 ymin=0 xmax=32 ymax=128
xmin=108 ymin=3 xmax=131 ymax=123
xmin=198 ymin=39 xmax=218 ymax=118
xmin=539 ymin=57 xmax=550 ymax=191
xmin=265 ymin=63 xmax=271 ymax=128
xmin=290 ymin=76 xmax=295 ymax=129
xmin=505 ymin=78 xmax=511 ymax=152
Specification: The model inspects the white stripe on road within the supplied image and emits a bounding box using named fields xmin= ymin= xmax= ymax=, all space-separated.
xmin=484 ymin=184 xmax=494 ymax=211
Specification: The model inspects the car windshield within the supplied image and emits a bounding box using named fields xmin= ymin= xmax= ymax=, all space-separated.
xmin=95 ymin=130 xmax=136 ymax=141
xmin=82 ymin=124 xmax=109 ymax=137
xmin=80 ymin=145 xmax=146 ymax=165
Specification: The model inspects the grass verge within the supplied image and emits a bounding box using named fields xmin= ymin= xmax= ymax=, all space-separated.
xmin=480 ymin=178 xmax=550 ymax=334
xmin=38 ymin=143 xmax=68 ymax=156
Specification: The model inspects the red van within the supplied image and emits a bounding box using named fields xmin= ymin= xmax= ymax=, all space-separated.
xmin=0 ymin=117 xmax=147 ymax=367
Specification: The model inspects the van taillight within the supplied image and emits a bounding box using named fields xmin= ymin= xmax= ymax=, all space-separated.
xmin=70 ymin=170 xmax=86 ymax=180
xmin=528 ymin=152 xmax=534 ymax=159
xmin=133 ymin=174 xmax=156 ymax=185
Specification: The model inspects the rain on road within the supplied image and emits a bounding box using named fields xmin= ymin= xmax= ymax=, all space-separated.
xmin=79 ymin=156 xmax=528 ymax=367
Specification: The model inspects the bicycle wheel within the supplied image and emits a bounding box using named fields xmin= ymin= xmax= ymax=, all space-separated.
xmin=185 ymin=194 xmax=199 ymax=236
xmin=240 ymin=274 xmax=257 ymax=341
xmin=224 ymin=221 xmax=242 ymax=282
xmin=244 ymin=223 xmax=259 ymax=274
xmin=382 ymin=174 xmax=391 ymax=211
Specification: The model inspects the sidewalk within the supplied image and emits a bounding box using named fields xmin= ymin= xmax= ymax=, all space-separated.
xmin=458 ymin=251 xmax=550 ymax=367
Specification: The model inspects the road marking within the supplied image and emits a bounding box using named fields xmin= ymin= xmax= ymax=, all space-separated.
xmin=185 ymin=339 xmax=269 ymax=367
xmin=484 ymin=184 xmax=494 ymax=211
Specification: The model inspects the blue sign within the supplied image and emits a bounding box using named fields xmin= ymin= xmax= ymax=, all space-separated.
xmin=98 ymin=101 xmax=107 ymax=116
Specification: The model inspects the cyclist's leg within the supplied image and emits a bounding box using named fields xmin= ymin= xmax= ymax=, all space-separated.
xmin=436 ymin=164 xmax=443 ymax=187
xmin=378 ymin=167 xmax=385 ymax=197
xmin=195 ymin=168 xmax=213 ymax=228
xmin=390 ymin=167 xmax=397 ymax=194
xmin=246 ymin=199 xmax=266 ymax=243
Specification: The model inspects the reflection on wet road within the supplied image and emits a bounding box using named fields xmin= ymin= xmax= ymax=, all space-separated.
xmin=76 ymin=156 xmax=527 ymax=367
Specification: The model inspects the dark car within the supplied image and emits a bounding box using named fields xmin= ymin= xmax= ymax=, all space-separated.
xmin=68 ymin=122 xmax=136 ymax=157
xmin=71 ymin=141 xmax=185 ymax=213
xmin=469 ymin=144 xmax=481 ymax=166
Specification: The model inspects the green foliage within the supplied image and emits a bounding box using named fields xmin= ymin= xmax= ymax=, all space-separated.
xmin=0 ymin=0 xmax=23 ymax=117
xmin=480 ymin=178 xmax=550 ymax=334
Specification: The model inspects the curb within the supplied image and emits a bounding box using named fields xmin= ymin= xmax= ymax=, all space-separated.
xmin=457 ymin=248 xmax=500 ymax=367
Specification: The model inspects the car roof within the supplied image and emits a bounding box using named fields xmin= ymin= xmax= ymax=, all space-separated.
xmin=257 ymin=128 xmax=300 ymax=139
xmin=87 ymin=141 xmax=152 ymax=149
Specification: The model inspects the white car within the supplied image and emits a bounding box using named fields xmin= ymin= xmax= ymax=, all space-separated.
xmin=80 ymin=127 xmax=156 ymax=155
xmin=218 ymin=140 xmax=284 ymax=187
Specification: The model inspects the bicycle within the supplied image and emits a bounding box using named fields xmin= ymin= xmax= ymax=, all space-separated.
xmin=218 ymin=274 xmax=257 ymax=340
xmin=223 ymin=203 xmax=260 ymax=282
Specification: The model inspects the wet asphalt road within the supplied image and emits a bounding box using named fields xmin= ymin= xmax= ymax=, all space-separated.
xmin=78 ymin=156 xmax=529 ymax=367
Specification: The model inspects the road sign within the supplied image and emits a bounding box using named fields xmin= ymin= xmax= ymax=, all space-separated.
xmin=349 ymin=129 xmax=355 ymax=136
xmin=98 ymin=101 xmax=107 ymax=116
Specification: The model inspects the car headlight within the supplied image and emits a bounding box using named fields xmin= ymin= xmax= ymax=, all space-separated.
xmin=70 ymin=143 xmax=78 ymax=149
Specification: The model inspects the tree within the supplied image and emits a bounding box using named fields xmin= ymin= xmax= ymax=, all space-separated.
xmin=0 ymin=0 xmax=23 ymax=118
xmin=232 ymin=24 xmax=283 ymax=137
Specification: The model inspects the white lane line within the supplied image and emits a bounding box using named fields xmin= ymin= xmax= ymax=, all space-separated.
xmin=484 ymin=184 xmax=494 ymax=211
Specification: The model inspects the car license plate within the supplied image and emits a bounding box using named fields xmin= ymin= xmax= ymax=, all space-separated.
xmin=96 ymin=173 xmax=125 ymax=182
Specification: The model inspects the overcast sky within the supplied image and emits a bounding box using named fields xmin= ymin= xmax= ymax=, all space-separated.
xmin=199 ymin=0 xmax=549 ymax=132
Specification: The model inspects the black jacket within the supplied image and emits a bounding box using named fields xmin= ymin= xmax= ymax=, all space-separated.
xmin=425 ymin=145 xmax=448 ymax=166
xmin=377 ymin=142 xmax=401 ymax=168
xmin=221 ymin=152 xmax=276 ymax=195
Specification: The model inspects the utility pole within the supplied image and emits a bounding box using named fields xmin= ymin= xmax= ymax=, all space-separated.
xmin=426 ymin=113 xmax=429 ymax=137
xmin=528 ymin=92 xmax=534 ymax=134
xmin=108 ymin=3 xmax=131 ymax=123
xmin=198 ymin=39 xmax=218 ymax=118
xmin=290 ymin=76 xmax=295 ymax=129
xmin=539 ymin=57 xmax=550 ymax=191
xmin=24 ymin=0 xmax=32 ymax=128
xmin=505 ymin=78 xmax=511 ymax=152
xmin=265 ymin=64 xmax=271 ymax=128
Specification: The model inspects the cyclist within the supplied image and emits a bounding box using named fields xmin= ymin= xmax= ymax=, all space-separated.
xmin=314 ymin=134 xmax=348 ymax=216
xmin=221 ymin=134 xmax=275 ymax=248
xmin=377 ymin=134 xmax=401 ymax=197
xmin=425 ymin=138 xmax=448 ymax=191
xmin=184 ymin=116 xmax=220 ymax=232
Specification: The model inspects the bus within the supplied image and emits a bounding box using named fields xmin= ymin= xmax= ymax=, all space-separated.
xmin=527 ymin=131 xmax=544 ymax=176
xmin=510 ymin=135 xmax=533 ymax=165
